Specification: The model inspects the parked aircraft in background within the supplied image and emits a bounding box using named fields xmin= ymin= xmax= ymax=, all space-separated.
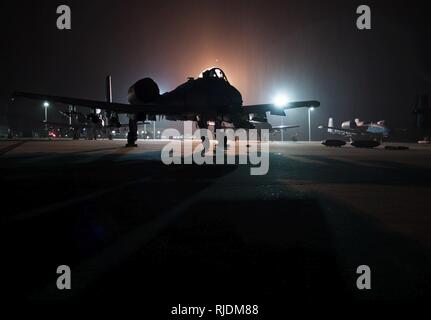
xmin=320 ymin=117 xmax=389 ymax=137
xmin=319 ymin=117 xmax=387 ymax=148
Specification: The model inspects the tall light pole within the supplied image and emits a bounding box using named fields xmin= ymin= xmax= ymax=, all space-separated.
xmin=43 ymin=101 xmax=49 ymax=132
xmin=281 ymin=116 xmax=284 ymax=142
xmin=308 ymin=107 xmax=314 ymax=142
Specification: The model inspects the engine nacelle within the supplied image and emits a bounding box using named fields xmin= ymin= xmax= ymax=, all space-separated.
xmin=128 ymin=78 xmax=160 ymax=104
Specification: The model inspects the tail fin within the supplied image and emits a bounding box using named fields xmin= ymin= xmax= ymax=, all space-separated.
xmin=328 ymin=117 xmax=334 ymax=133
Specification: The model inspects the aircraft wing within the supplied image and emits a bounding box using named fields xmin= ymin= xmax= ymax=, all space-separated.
xmin=13 ymin=92 xmax=191 ymax=115
xmin=244 ymin=100 xmax=320 ymax=115
xmin=271 ymin=125 xmax=300 ymax=130
xmin=14 ymin=92 xmax=320 ymax=116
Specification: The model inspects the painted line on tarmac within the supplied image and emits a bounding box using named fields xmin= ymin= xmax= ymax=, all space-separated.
xmin=8 ymin=178 xmax=150 ymax=223
xmin=0 ymin=141 xmax=26 ymax=155
xmin=31 ymin=177 xmax=211 ymax=300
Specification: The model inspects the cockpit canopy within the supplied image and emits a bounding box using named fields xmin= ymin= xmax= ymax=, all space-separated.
xmin=199 ymin=67 xmax=229 ymax=82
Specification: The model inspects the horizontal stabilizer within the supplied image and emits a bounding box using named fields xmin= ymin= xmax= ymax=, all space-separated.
xmin=12 ymin=92 xmax=201 ymax=115
xmin=244 ymin=100 xmax=320 ymax=114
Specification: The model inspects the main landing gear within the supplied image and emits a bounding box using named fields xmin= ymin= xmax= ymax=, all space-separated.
xmin=126 ymin=118 xmax=138 ymax=147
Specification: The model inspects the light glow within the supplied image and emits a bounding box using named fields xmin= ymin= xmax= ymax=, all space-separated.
xmin=273 ymin=94 xmax=289 ymax=108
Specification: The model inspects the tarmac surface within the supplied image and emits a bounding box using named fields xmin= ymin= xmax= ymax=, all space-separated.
xmin=1 ymin=139 xmax=431 ymax=306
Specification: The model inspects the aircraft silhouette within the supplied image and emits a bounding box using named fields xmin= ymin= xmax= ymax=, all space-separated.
xmin=14 ymin=67 xmax=319 ymax=146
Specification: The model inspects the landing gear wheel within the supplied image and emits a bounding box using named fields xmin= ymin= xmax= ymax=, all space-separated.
xmin=126 ymin=118 xmax=138 ymax=147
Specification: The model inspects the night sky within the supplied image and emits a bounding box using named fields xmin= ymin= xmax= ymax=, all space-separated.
xmin=1 ymin=0 xmax=430 ymax=137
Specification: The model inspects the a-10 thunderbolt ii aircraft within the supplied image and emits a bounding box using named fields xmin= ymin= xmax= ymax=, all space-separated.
xmin=13 ymin=67 xmax=320 ymax=146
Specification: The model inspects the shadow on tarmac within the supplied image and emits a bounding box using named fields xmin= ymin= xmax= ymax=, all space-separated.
xmin=1 ymin=150 xmax=431 ymax=307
